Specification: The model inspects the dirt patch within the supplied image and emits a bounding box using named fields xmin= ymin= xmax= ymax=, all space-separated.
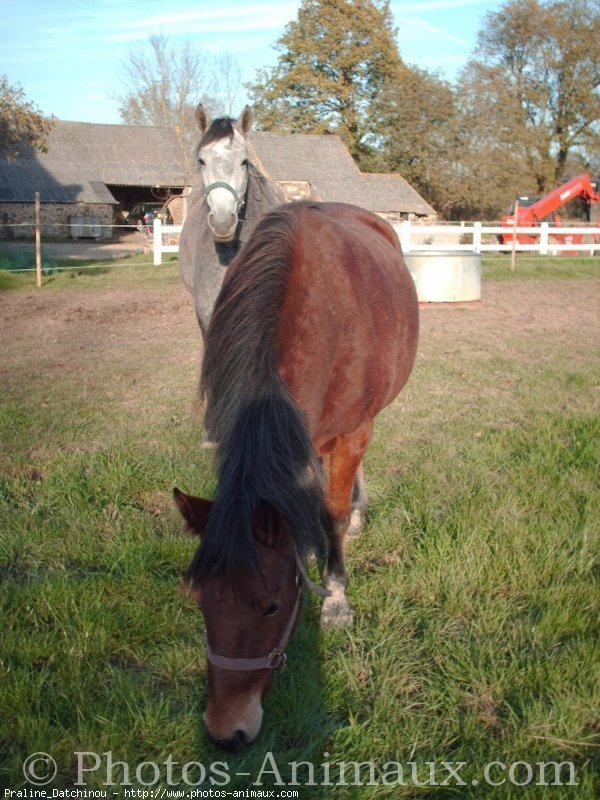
xmin=418 ymin=280 xmax=598 ymax=364
xmin=1 ymin=285 xmax=197 ymax=358
xmin=1 ymin=278 xmax=598 ymax=408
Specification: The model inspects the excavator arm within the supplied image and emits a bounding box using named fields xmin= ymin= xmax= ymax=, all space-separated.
xmin=526 ymin=174 xmax=600 ymax=223
xmin=501 ymin=173 xmax=600 ymax=246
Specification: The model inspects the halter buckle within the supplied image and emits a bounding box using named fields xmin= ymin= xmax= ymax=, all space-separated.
xmin=267 ymin=648 xmax=287 ymax=671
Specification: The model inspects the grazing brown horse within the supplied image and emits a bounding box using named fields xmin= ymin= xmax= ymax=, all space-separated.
xmin=174 ymin=201 xmax=418 ymax=751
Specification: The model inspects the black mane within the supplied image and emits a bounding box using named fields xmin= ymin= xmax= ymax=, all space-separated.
xmin=186 ymin=203 xmax=326 ymax=582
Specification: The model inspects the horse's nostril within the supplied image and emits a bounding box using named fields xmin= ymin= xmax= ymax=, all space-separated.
xmin=208 ymin=728 xmax=249 ymax=752
xmin=233 ymin=729 xmax=249 ymax=748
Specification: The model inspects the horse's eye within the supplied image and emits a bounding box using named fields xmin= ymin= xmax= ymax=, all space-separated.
xmin=264 ymin=602 xmax=281 ymax=618
xmin=198 ymin=158 xmax=206 ymax=167
xmin=241 ymin=159 xmax=249 ymax=167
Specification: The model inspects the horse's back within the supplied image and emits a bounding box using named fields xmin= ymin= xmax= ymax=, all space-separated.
xmin=277 ymin=202 xmax=419 ymax=441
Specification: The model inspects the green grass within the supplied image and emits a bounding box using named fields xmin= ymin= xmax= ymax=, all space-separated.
xmin=0 ymin=252 xmax=179 ymax=293
xmin=482 ymin=255 xmax=599 ymax=280
xmin=0 ymin=252 xmax=596 ymax=293
xmin=0 ymin=249 xmax=59 ymax=275
xmin=1 ymin=259 xmax=599 ymax=797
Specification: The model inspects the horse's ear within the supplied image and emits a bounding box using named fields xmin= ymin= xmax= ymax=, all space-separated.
xmin=237 ymin=106 xmax=253 ymax=136
xmin=173 ymin=488 xmax=212 ymax=536
xmin=196 ymin=104 xmax=210 ymax=134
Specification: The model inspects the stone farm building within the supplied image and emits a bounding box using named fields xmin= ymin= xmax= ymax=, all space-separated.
xmin=0 ymin=120 xmax=435 ymax=240
xmin=0 ymin=121 xmax=188 ymax=240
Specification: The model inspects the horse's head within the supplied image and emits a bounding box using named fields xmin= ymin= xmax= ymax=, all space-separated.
xmin=195 ymin=105 xmax=253 ymax=243
xmin=174 ymin=489 xmax=301 ymax=752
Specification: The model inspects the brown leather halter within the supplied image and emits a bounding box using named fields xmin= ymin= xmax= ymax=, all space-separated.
xmin=205 ymin=553 xmax=331 ymax=672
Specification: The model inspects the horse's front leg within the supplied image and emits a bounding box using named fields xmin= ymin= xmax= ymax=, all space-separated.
xmin=348 ymin=463 xmax=367 ymax=538
xmin=320 ymin=423 xmax=372 ymax=628
xmin=321 ymin=513 xmax=353 ymax=628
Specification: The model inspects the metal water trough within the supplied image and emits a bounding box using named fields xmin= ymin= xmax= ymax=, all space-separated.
xmin=405 ymin=252 xmax=482 ymax=302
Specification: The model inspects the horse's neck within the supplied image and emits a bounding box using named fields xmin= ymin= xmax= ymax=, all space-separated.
xmin=243 ymin=170 xmax=285 ymax=232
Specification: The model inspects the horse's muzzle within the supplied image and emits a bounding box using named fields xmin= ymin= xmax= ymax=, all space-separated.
xmin=207 ymin=212 xmax=238 ymax=242
xmin=203 ymin=692 xmax=263 ymax=751
xmin=207 ymin=728 xmax=251 ymax=753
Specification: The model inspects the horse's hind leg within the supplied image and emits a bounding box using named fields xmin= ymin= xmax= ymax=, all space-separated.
xmin=320 ymin=422 xmax=372 ymax=628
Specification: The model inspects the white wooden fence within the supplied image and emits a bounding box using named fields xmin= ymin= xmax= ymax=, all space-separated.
xmin=153 ymin=219 xmax=183 ymax=265
xmin=152 ymin=218 xmax=600 ymax=265
xmin=394 ymin=221 xmax=600 ymax=255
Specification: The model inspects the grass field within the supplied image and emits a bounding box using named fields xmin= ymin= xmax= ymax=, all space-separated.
xmin=1 ymin=255 xmax=599 ymax=797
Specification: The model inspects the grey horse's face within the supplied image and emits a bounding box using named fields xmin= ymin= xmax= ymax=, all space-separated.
xmin=196 ymin=107 xmax=252 ymax=243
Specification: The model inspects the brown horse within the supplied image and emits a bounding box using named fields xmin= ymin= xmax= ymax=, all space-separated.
xmin=174 ymin=201 xmax=418 ymax=751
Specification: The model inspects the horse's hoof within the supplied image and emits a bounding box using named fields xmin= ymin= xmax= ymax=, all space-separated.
xmin=347 ymin=508 xmax=365 ymax=539
xmin=320 ymin=596 xmax=354 ymax=628
xmin=201 ymin=435 xmax=217 ymax=450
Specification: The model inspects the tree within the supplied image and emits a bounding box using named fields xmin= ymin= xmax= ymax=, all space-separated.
xmin=213 ymin=53 xmax=243 ymax=117
xmin=0 ymin=75 xmax=54 ymax=159
xmin=461 ymin=0 xmax=600 ymax=195
xmin=376 ymin=67 xmax=463 ymax=214
xmin=113 ymin=36 xmax=242 ymax=164
xmin=247 ymin=0 xmax=404 ymax=165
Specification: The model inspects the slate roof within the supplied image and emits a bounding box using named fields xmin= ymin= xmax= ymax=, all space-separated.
xmin=249 ymin=131 xmax=435 ymax=217
xmin=0 ymin=120 xmax=435 ymax=217
xmin=0 ymin=121 xmax=187 ymax=204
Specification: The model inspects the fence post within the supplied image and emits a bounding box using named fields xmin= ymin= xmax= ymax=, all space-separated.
xmin=539 ymin=222 xmax=549 ymax=255
xmin=34 ymin=192 xmax=42 ymax=288
xmin=510 ymin=198 xmax=519 ymax=271
xmin=153 ymin=218 xmax=162 ymax=266
xmin=473 ymin=221 xmax=482 ymax=254
xmin=400 ymin=220 xmax=411 ymax=253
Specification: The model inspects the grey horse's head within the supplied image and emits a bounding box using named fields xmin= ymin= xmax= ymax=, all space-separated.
xmin=195 ymin=106 xmax=253 ymax=243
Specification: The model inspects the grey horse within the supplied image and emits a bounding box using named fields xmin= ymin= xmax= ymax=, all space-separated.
xmin=179 ymin=105 xmax=284 ymax=341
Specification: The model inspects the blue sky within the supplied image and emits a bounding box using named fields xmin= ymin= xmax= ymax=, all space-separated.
xmin=1 ymin=0 xmax=502 ymax=124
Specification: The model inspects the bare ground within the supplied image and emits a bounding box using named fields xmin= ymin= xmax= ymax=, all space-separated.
xmin=2 ymin=278 xmax=598 ymax=361
xmin=1 ymin=278 xmax=598 ymax=429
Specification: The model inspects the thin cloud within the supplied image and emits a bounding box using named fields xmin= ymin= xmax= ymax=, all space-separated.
xmin=398 ymin=16 xmax=471 ymax=47
xmin=393 ymin=0 xmax=488 ymax=10
xmin=109 ymin=4 xmax=300 ymax=43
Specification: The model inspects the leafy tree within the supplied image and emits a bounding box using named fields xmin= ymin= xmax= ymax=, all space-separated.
xmin=461 ymin=0 xmax=600 ymax=195
xmin=376 ymin=67 xmax=463 ymax=215
xmin=0 ymin=75 xmax=54 ymax=159
xmin=246 ymin=0 xmax=599 ymax=220
xmin=113 ymin=36 xmax=242 ymax=164
xmin=247 ymin=0 xmax=404 ymax=164
xmin=424 ymin=63 xmax=539 ymax=219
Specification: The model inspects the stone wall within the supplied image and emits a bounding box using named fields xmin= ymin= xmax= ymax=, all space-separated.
xmin=0 ymin=203 xmax=114 ymax=240
xmin=278 ymin=181 xmax=316 ymax=202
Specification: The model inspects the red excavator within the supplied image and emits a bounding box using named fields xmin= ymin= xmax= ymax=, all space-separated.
xmin=501 ymin=173 xmax=600 ymax=246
